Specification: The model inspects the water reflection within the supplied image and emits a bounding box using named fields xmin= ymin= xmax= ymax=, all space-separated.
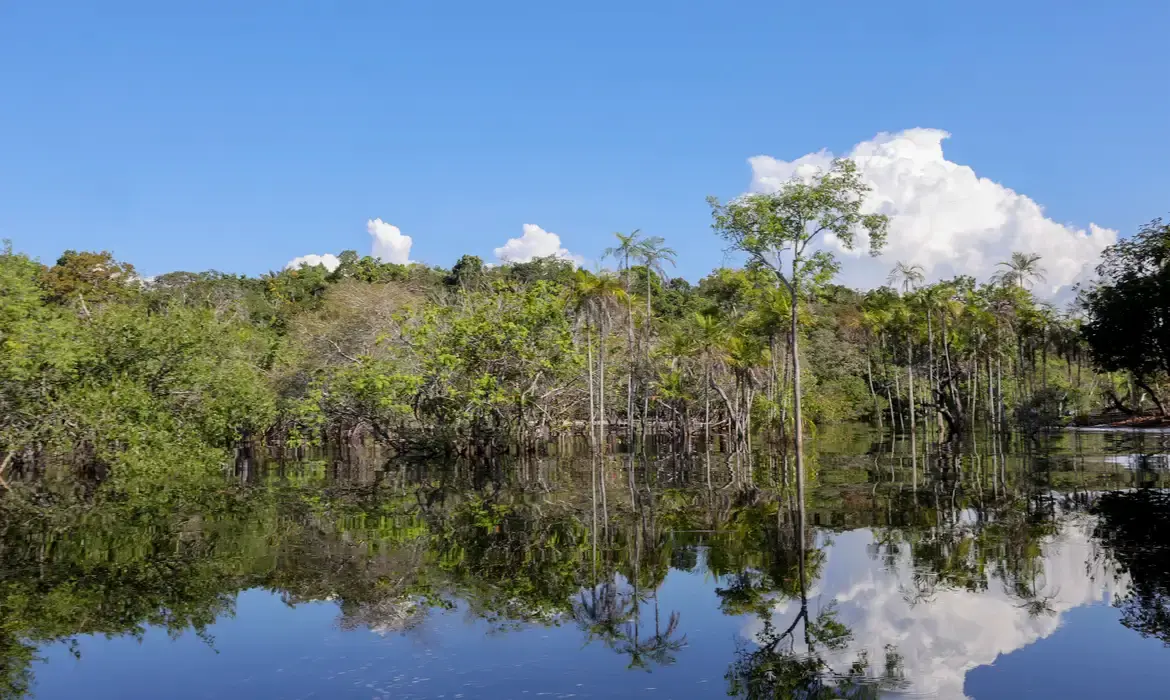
xmin=3 ymin=428 xmax=1170 ymax=698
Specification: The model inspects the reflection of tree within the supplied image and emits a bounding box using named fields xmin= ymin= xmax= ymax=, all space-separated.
xmin=726 ymin=605 xmax=900 ymax=699
xmin=1093 ymin=490 xmax=1170 ymax=643
xmin=725 ymin=488 xmax=906 ymax=699
xmin=0 ymin=436 xmax=1144 ymax=699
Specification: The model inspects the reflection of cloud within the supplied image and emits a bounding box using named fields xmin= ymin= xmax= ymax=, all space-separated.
xmin=742 ymin=516 xmax=1127 ymax=699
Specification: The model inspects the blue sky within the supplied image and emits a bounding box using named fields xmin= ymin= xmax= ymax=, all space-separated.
xmin=1 ymin=1 xmax=1167 ymax=287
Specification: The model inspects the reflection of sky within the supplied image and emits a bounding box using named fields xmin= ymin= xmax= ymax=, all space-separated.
xmin=743 ymin=517 xmax=1129 ymax=699
xmin=26 ymin=518 xmax=1168 ymax=700
xmin=29 ymin=564 xmax=744 ymax=700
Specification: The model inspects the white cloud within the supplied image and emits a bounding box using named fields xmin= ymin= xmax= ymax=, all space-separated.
xmin=368 ymin=218 xmax=412 ymax=264
xmin=748 ymin=128 xmax=1117 ymax=300
xmin=494 ymin=223 xmax=582 ymax=264
xmin=284 ymin=253 xmax=341 ymax=272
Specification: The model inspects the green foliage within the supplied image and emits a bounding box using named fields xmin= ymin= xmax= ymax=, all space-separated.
xmin=1081 ymin=219 xmax=1170 ymax=408
xmin=39 ymin=249 xmax=138 ymax=305
xmin=1 ymin=245 xmax=277 ymax=492
xmin=410 ymin=281 xmax=581 ymax=435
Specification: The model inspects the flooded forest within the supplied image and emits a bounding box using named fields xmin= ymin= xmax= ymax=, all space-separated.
xmin=4 ymin=174 xmax=1170 ymax=698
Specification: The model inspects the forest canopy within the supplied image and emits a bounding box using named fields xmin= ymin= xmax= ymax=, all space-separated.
xmin=0 ymin=203 xmax=1164 ymax=487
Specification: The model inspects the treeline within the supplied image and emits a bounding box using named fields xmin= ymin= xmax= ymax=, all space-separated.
xmin=1 ymin=195 xmax=1166 ymax=485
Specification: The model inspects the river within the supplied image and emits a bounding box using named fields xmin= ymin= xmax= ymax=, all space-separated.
xmin=4 ymin=426 xmax=1170 ymax=699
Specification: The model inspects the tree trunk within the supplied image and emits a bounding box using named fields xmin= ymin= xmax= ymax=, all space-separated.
xmin=599 ymin=315 xmax=608 ymax=451
xmin=704 ymin=356 xmax=711 ymax=448
xmin=941 ymin=313 xmax=958 ymax=412
xmin=866 ymin=345 xmax=882 ymax=428
xmin=587 ymin=323 xmax=597 ymax=448
xmin=1042 ymin=329 xmax=1048 ymax=390
xmin=1135 ymin=377 xmax=1167 ymax=417
xmin=626 ymin=254 xmax=635 ymax=444
xmin=790 ymin=261 xmax=806 ymax=529
xmin=644 ymin=271 xmax=653 ymax=437
xmin=893 ymin=352 xmax=904 ymax=433
xmin=908 ymin=332 xmax=916 ymax=439
xmin=927 ymin=311 xmax=935 ymax=423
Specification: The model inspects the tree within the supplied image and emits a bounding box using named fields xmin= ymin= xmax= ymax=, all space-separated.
xmin=445 ymin=254 xmax=486 ymax=290
xmin=888 ymin=262 xmax=925 ymax=437
xmin=887 ymin=261 xmax=924 ymax=296
xmin=574 ymin=271 xmax=628 ymax=448
xmin=605 ymin=231 xmax=643 ymax=440
xmin=994 ymin=252 xmax=1046 ymax=290
xmin=1081 ymin=219 xmax=1170 ymax=415
xmin=635 ymin=236 xmax=677 ymax=434
xmin=709 ymin=158 xmax=889 ymax=519
xmin=40 ymin=250 xmax=138 ymax=306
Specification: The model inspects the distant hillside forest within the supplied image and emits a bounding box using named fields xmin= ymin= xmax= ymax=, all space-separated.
xmin=1 ymin=170 xmax=1167 ymax=489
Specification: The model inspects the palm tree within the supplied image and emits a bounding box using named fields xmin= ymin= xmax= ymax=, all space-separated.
xmin=995 ymin=252 xmax=1046 ymax=290
xmin=636 ymin=236 xmax=677 ymax=435
xmin=694 ymin=311 xmax=727 ymax=451
xmin=604 ymin=231 xmax=643 ymax=440
xmin=887 ymin=261 xmax=925 ymax=296
xmin=575 ymin=271 xmax=627 ymax=449
xmin=891 ymin=296 xmax=919 ymax=439
xmin=636 ymin=236 xmax=677 ymax=325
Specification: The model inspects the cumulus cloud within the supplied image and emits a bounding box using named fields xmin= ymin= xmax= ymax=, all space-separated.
xmin=368 ymin=218 xmax=413 ymax=264
xmin=748 ymin=129 xmax=1117 ymax=300
xmin=284 ymin=218 xmax=413 ymax=273
xmin=494 ymin=224 xmax=582 ymax=264
xmin=284 ymin=253 xmax=341 ymax=272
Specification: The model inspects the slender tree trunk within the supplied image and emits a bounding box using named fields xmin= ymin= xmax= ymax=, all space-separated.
xmin=625 ymin=254 xmax=636 ymax=445
xmin=970 ymin=353 xmax=978 ymax=431
xmin=893 ymin=352 xmax=904 ymax=433
xmin=587 ymin=323 xmax=597 ymax=449
xmin=643 ymin=272 xmax=652 ymax=438
xmin=908 ymin=332 xmax=916 ymax=440
xmin=941 ymin=313 xmax=958 ymax=411
xmin=704 ymin=356 xmax=711 ymax=448
xmin=927 ymin=311 xmax=935 ymax=423
xmin=866 ymin=345 xmax=882 ymax=428
xmin=986 ymin=355 xmax=994 ymax=429
xmin=1042 ymin=330 xmax=1048 ymax=390
xmin=880 ymin=332 xmax=895 ymax=432
xmin=600 ymin=314 xmax=608 ymax=451
xmin=789 ymin=261 xmax=806 ymax=527
xmin=997 ymin=355 xmax=1004 ymax=429
xmin=780 ymin=331 xmax=791 ymax=437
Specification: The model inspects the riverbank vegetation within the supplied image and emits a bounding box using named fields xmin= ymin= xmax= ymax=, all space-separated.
xmin=1 ymin=166 xmax=1166 ymax=488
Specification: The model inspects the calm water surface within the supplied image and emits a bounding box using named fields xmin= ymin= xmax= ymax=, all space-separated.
xmin=6 ymin=427 xmax=1170 ymax=699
